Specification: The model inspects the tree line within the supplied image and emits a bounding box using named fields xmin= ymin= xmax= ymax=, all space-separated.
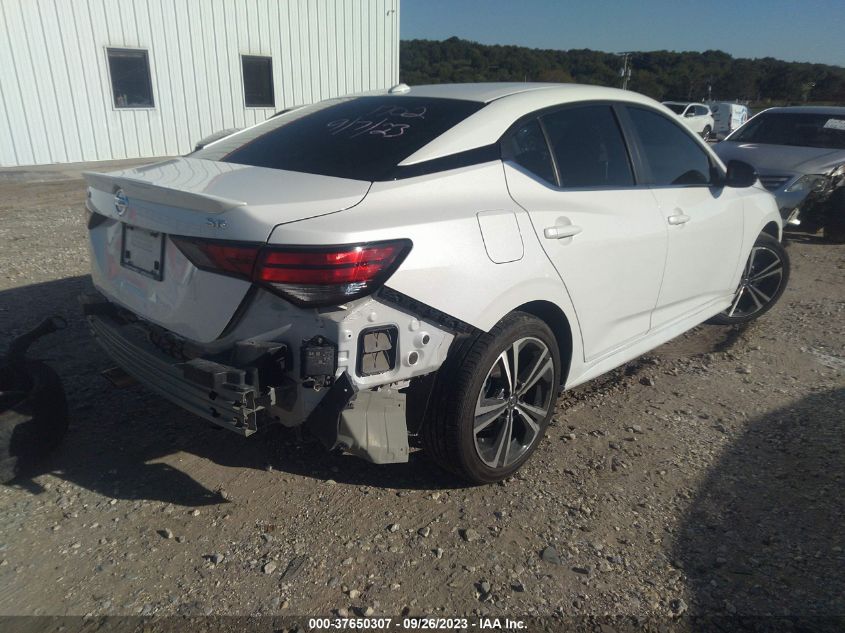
xmin=400 ymin=37 xmax=845 ymax=105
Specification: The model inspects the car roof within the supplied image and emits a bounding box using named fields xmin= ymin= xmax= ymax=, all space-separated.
xmin=392 ymin=82 xmax=670 ymax=165
xmin=761 ymin=105 xmax=845 ymax=115
xmin=390 ymin=82 xmax=662 ymax=105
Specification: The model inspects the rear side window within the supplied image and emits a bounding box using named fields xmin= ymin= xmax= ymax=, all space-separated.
xmin=541 ymin=105 xmax=634 ymax=188
xmin=192 ymin=96 xmax=484 ymax=181
xmin=501 ymin=119 xmax=556 ymax=185
xmin=627 ymin=107 xmax=712 ymax=186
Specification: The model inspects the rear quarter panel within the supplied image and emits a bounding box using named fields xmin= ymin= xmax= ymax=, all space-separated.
xmin=266 ymin=162 xmax=587 ymax=379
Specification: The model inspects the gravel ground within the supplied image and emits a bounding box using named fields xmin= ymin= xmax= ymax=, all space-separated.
xmin=0 ymin=167 xmax=843 ymax=629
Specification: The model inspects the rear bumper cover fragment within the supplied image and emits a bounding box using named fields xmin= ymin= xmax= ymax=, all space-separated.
xmin=303 ymin=373 xmax=410 ymax=464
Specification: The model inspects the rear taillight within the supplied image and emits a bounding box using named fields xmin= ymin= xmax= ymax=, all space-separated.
xmin=173 ymin=237 xmax=411 ymax=307
xmin=171 ymin=238 xmax=260 ymax=278
xmin=255 ymin=240 xmax=412 ymax=307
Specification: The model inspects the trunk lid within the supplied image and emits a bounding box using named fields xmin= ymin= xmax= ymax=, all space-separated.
xmin=84 ymin=157 xmax=371 ymax=241
xmin=84 ymin=157 xmax=371 ymax=343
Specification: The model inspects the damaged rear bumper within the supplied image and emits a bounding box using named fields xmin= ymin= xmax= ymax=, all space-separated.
xmin=82 ymin=295 xmax=426 ymax=464
xmin=87 ymin=310 xmax=269 ymax=436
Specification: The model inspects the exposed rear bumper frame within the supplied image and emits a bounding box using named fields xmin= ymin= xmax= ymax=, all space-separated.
xmin=85 ymin=302 xmax=269 ymax=436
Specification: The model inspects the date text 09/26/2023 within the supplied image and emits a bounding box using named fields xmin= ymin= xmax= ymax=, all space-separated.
xmin=308 ymin=617 xmax=527 ymax=630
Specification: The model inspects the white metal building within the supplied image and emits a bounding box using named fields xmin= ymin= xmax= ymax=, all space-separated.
xmin=0 ymin=0 xmax=400 ymax=167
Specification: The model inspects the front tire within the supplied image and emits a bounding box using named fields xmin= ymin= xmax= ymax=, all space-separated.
xmin=421 ymin=312 xmax=561 ymax=484
xmin=708 ymin=233 xmax=790 ymax=326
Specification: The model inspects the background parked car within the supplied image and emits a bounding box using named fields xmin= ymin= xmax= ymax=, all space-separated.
xmin=662 ymin=101 xmax=715 ymax=140
xmin=714 ymin=106 xmax=845 ymax=242
xmin=707 ymin=101 xmax=749 ymax=140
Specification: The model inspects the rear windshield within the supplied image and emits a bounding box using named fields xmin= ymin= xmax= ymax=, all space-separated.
xmin=730 ymin=111 xmax=845 ymax=149
xmin=192 ymin=96 xmax=485 ymax=181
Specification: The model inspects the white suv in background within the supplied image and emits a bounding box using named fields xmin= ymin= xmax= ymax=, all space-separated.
xmin=662 ymin=101 xmax=715 ymax=140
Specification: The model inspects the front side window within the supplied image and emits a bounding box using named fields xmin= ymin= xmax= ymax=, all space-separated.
xmin=501 ymin=119 xmax=556 ymax=185
xmin=627 ymin=107 xmax=712 ymax=186
xmin=107 ymin=48 xmax=154 ymax=108
xmin=192 ymin=96 xmax=485 ymax=181
xmin=541 ymin=105 xmax=634 ymax=188
xmin=242 ymin=56 xmax=275 ymax=107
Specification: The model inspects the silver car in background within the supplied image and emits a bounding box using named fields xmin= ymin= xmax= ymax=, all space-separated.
xmin=714 ymin=106 xmax=845 ymax=242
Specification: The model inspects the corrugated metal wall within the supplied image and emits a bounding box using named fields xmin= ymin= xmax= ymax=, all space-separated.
xmin=0 ymin=0 xmax=400 ymax=167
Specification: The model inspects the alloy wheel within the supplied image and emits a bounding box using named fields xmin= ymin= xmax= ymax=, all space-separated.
xmin=473 ymin=337 xmax=555 ymax=469
xmin=723 ymin=245 xmax=785 ymax=319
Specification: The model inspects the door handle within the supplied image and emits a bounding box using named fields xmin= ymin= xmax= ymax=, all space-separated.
xmin=544 ymin=224 xmax=583 ymax=239
xmin=667 ymin=213 xmax=691 ymax=225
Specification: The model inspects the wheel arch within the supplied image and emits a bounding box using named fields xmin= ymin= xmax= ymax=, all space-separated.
xmin=513 ymin=300 xmax=573 ymax=386
xmin=761 ymin=220 xmax=781 ymax=241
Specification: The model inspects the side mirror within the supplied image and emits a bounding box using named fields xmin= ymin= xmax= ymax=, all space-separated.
xmin=684 ymin=110 xmax=695 ymax=117
xmin=725 ymin=160 xmax=757 ymax=188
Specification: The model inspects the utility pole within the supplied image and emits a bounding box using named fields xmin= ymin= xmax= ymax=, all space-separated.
xmin=617 ymin=53 xmax=632 ymax=90
xmin=802 ymin=82 xmax=815 ymax=102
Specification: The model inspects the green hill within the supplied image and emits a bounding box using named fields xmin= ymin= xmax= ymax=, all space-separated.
xmin=400 ymin=37 xmax=845 ymax=105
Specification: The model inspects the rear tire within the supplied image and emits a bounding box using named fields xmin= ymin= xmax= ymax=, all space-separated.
xmin=421 ymin=312 xmax=561 ymax=484
xmin=708 ymin=233 xmax=790 ymax=326
xmin=702 ymin=125 xmax=712 ymax=141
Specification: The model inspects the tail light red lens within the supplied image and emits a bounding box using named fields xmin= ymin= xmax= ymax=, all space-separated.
xmin=255 ymin=240 xmax=412 ymax=306
xmin=171 ymin=238 xmax=260 ymax=278
xmin=173 ymin=237 xmax=411 ymax=307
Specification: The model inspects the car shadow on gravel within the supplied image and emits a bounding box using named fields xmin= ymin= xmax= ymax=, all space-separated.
xmin=1 ymin=277 xmax=464 ymax=505
xmin=782 ymin=230 xmax=835 ymax=247
xmin=674 ymin=387 xmax=845 ymax=620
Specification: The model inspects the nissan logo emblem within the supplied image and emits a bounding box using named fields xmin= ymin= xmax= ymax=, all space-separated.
xmin=114 ymin=189 xmax=128 ymax=216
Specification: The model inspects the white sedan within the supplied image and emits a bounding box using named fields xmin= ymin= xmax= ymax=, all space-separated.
xmin=662 ymin=101 xmax=716 ymax=140
xmin=82 ymin=83 xmax=788 ymax=483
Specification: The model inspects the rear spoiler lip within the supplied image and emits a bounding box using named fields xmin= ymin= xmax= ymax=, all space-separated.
xmin=82 ymin=171 xmax=247 ymax=215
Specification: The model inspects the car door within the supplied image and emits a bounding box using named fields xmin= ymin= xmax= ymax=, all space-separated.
xmin=682 ymin=105 xmax=702 ymax=134
xmin=623 ymin=105 xmax=745 ymax=327
xmin=698 ymin=105 xmax=714 ymax=133
xmin=503 ymin=104 xmax=668 ymax=362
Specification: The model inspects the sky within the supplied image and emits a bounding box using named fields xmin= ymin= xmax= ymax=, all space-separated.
xmin=400 ymin=0 xmax=845 ymax=67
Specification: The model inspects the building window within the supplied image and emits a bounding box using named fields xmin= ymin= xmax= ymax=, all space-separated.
xmin=242 ymin=56 xmax=274 ymax=107
xmin=107 ymin=48 xmax=154 ymax=108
